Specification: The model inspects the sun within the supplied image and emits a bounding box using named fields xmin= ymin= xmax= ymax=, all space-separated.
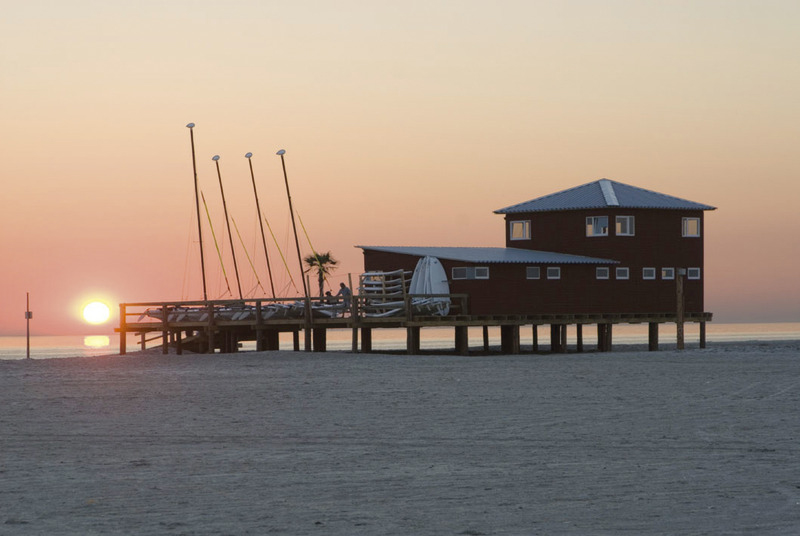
xmin=83 ymin=301 xmax=111 ymax=324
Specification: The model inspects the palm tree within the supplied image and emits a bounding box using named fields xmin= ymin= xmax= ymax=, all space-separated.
xmin=303 ymin=251 xmax=339 ymax=297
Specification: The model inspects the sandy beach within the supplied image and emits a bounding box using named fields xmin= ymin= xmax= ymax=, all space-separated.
xmin=2 ymin=341 xmax=800 ymax=535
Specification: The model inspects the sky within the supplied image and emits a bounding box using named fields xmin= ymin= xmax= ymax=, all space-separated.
xmin=2 ymin=0 xmax=799 ymax=335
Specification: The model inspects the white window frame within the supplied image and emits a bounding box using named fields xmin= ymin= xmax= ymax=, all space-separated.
xmin=546 ymin=267 xmax=561 ymax=280
xmin=452 ymin=267 xmax=489 ymax=280
xmin=586 ymin=216 xmax=609 ymax=237
xmin=616 ymin=215 xmax=635 ymax=236
xmin=682 ymin=217 xmax=701 ymax=237
xmin=509 ymin=220 xmax=531 ymax=241
xmin=616 ymin=267 xmax=630 ymax=280
xmin=687 ymin=267 xmax=701 ymax=280
xmin=662 ymin=267 xmax=675 ymax=280
xmin=643 ymin=267 xmax=656 ymax=280
xmin=596 ymin=267 xmax=610 ymax=280
xmin=526 ymin=266 xmax=541 ymax=280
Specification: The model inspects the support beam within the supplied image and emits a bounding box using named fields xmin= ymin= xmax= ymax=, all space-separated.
xmin=361 ymin=327 xmax=372 ymax=353
xmin=531 ymin=325 xmax=538 ymax=352
xmin=560 ymin=324 xmax=568 ymax=353
xmin=455 ymin=326 xmax=469 ymax=356
xmin=407 ymin=326 xmax=421 ymax=355
xmin=501 ymin=325 xmax=520 ymax=354
xmin=576 ymin=324 xmax=583 ymax=353
xmin=699 ymin=321 xmax=707 ymax=349
xmin=482 ymin=326 xmax=489 ymax=352
xmin=597 ymin=323 xmax=613 ymax=352
xmin=312 ymin=328 xmax=327 ymax=352
xmin=293 ymin=330 xmax=300 ymax=351
xmin=264 ymin=330 xmax=279 ymax=351
xmin=648 ymin=322 xmax=659 ymax=351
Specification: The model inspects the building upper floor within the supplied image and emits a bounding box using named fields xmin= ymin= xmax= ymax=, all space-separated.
xmin=494 ymin=179 xmax=716 ymax=265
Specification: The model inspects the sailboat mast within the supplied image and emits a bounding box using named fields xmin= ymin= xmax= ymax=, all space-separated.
xmin=245 ymin=153 xmax=276 ymax=299
xmin=186 ymin=123 xmax=208 ymax=301
xmin=212 ymin=155 xmax=243 ymax=299
xmin=277 ymin=149 xmax=311 ymax=351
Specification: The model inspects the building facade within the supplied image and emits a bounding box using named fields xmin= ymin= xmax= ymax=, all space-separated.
xmin=360 ymin=179 xmax=715 ymax=317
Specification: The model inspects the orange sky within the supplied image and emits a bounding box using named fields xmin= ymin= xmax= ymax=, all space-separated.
xmin=2 ymin=0 xmax=799 ymax=335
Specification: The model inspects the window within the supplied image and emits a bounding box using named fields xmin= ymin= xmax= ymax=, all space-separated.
xmin=526 ymin=266 xmax=541 ymax=279
xmin=687 ymin=267 xmax=701 ymax=280
xmin=616 ymin=216 xmax=635 ymax=236
xmin=452 ymin=267 xmax=489 ymax=280
xmin=616 ymin=267 xmax=630 ymax=280
xmin=546 ymin=267 xmax=561 ymax=280
xmin=683 ymin=217 xmax=700 ymax=237
xmin=586 ymin=216 xmax=609 ymax=237
xmin=510 ymin=220 xmax=531 ymax=240
xmin=662 ymin=267 xmax=675 ymax=280
xmin=643 ymin=267 xmax=656 ymax=280
xmin=596 ymin=267 xmax=610 ymax=280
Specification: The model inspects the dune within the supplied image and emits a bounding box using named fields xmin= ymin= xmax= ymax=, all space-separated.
xmin=2 ymin=341 xmax=799 ymax=534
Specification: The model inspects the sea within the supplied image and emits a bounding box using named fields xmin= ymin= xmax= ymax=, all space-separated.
xmin=1 ymin=322 xmax=799 ymax=360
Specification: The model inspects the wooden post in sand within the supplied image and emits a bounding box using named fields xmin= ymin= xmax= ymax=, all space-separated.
xmin=676 ymin=268 xmax=686 ymax=350
xmin=649 ymin=322 xmax=659 ymax=351
xmin=699 ymin=321 xmax=707 ymax=349
xmin=119 ymin=304 xmax=127 ymax=355
xmin=25 ymin=293 xmax=32 ymax=359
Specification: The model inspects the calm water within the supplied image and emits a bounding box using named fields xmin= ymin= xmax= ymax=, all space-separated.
xmin=2 ymin=322 xmax=799 ymax=360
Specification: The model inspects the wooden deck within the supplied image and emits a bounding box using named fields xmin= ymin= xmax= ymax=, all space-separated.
xmin=117 ymin=296 xmax=712 ymax=355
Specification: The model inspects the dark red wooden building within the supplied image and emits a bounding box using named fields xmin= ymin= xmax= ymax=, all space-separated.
xmin=359 ymin=179 xmax=715 ymax=317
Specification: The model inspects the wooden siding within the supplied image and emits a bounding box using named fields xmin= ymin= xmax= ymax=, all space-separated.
xmin=362 ymin=249 xmax=704 ymax=316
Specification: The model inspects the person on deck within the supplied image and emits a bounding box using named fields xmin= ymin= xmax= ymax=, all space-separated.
xmin=336 ymin=282 xmax=351 ymax=309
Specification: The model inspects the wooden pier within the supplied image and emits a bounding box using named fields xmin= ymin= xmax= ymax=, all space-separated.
xmin=116 ymin=295 xmax=712 ymax=356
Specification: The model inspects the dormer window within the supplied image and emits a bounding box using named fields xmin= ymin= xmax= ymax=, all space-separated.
xmin=586 ymin=216 xmax=608 ymax=237
xmin=509 ymin=220 xmax=531 ymax=240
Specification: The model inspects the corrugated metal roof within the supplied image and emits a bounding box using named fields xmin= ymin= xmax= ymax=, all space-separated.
xmin=357 ymin=246 xmax=618 ymax=265
xmin=494 ymin=179 xmax=717 ymax=214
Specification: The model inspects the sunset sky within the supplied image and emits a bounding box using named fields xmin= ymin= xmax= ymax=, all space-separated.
xmin=2 ymin=0 xmax=799 ymax=335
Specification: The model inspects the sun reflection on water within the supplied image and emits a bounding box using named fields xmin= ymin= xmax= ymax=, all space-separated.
xmin=84 ymin=335 xmax=110 ymax=349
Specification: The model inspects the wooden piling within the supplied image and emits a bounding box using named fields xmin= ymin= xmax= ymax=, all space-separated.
xmin=648 ymin=322 xmax=659 ymax=351
xmin=455 ymin=325 xmax=469 ymax=355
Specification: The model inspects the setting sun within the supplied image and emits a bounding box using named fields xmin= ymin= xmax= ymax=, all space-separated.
xmin=83 ymin=301 xmax=110 ymax=324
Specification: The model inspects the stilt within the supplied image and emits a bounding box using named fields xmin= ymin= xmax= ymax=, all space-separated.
xmin=550 ymin=324 xmax=560 ymax=352
xmin=230 ymin=331 xmax=239 ymax=353
xmin=265 ymin=330 xmax=279 ymax=351
xmin=597 ymin=323 xmax=613 ymax=352
xmin=699 ymin=321 xmax=707 ymax=349
xmin=576 ymin=324 xmax=583 ymax=352
xmin=312 ymin=328 xmax=327 ymax=352
xmin=532 ymin=325 xmax=538 ymax=352
xmin=119 ymin=304 xmax=127 ymax=355
xmin=455 ymin=325 xmax=469 ymax=355
xmin=560 ymin=324 xmax=568 ymax=353
xmin=361 ymin=327 xmax=372 ymax=353
xmin=162 ymin=317 xmax=169 ymax=355
xmin=648 ymin=322 xmax=659 ymax=351
xmin=176 ymin=331 xmax=182 ymax=355
xmin=407 ymin=326 xmax=421 ymax=355
xmin=292 ymin=330 xmax=300 ymax=351
xmin=500 ymin=325 xmax=520 ymax=354
xmin=482 ymin=326 xmax=489 ymax=352
xmin=351 ymin=327 xmax=359 ymax=353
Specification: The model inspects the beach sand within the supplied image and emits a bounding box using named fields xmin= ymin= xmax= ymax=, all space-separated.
xmin=2 ymin=341 xmax=800 ymax=535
